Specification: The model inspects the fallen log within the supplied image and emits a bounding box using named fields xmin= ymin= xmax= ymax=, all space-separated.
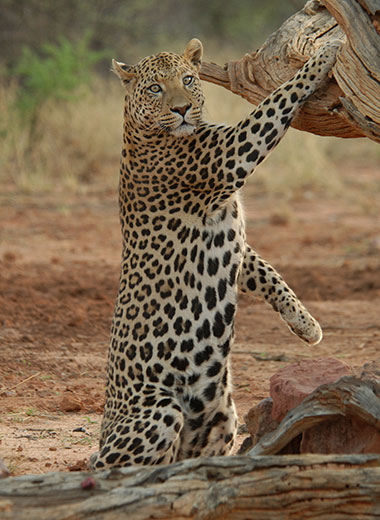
xmin=200 ymin=0 xmax=380 ymax=143
xmin=1 ymin=453 xmax=380 ymax=519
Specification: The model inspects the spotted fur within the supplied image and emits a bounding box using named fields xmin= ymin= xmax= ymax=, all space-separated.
xmin=91 ymin=39 xmax=341 ymax=469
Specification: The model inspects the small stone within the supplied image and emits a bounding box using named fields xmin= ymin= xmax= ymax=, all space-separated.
xmin=244 ymin=397 xmax=279 ymax=445
xmin=73 ymin=427 xmax=88 ymax=434
xmin=270 ymin=358 xmax=351 ymax=422
xmin=269 ymin=213 xmax=289 ymax=226
xmin=67 ymin=311 xmax=85 ymax=327
xmin=80 ymin=476 xmax=96 ymax=490
xmin=3 ymin=251 xmax=16 ymax=263
xmin=59 ymin=394 xmax=82 ymax=412
xmin=69 ymin=459 xmax=88 ymax=472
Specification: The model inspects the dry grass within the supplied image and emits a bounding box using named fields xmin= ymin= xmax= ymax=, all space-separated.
xmin=0 ymin=78 xmax=378 ymax=196
xmin=0 ymin=81 xmax=122 ymax=192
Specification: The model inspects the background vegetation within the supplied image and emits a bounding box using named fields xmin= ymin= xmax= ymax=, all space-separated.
xmin=0 ymin=0 xmax=379 ymax=194
xmin=1 ymin=0 xmax=306 ymax=66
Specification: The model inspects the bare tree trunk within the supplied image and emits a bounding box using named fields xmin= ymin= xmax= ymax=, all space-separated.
xmin=200 ymin=0 xmax=380 ymax=143
xmin=1 ymin=453 xmax=380 ymax=519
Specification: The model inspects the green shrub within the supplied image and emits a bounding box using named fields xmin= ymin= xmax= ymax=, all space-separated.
xmin=13 ymin=34 xmax=107 ymax=131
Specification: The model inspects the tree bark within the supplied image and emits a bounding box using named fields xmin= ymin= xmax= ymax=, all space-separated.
xmin=200 ymin=0 xmax=380 ymax=143
xmin=1 ymin=453 xmax=380 ymax=519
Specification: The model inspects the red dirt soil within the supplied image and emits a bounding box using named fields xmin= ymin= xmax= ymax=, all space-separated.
xmin=0 ymin=165 xmax=379 ymax=475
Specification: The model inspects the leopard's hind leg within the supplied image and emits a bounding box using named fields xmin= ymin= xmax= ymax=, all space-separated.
xmin=91 ymin=390 xmax=184 ymax=469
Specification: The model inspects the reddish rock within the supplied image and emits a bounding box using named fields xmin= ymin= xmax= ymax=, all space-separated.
xmin=244 ymin=397 xmax=279 ymax=446
xmin=270 ymin=357 xmax=351 ymax=422
xmin=301 ymin=416 xmax=380 ymax=454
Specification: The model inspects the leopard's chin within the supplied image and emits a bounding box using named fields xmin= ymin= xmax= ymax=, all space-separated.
xmin=171 ymin=123 xmax=196 ymax=138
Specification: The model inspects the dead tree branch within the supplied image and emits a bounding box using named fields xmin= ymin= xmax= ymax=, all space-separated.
xmin=200 ymin=0 xmax=380 ymax=143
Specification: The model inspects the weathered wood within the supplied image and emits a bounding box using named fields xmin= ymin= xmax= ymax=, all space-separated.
xmin=200 ymin=0 xmax=380 ymax=143
xmin=2 ymin=454 xmax=380 ymax=519
xmin=249 ymin=376 xmax=380 ymax=456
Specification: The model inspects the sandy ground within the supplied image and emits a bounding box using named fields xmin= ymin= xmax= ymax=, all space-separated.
xmin=0 ymin=164 xmax=379 ymax=476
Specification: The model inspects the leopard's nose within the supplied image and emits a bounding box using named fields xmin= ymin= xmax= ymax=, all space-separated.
xmin=171 ymin=103 xmax=192 ymax=117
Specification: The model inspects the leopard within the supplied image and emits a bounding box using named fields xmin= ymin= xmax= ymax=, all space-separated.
xmin=91 ymin=38 xmax=341 ymax=469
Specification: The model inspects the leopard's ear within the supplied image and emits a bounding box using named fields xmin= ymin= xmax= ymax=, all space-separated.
xmin=112 ymin=59 xmax=137 ymax=92
xmin=183 ymin=39 xmax=203 ymax=71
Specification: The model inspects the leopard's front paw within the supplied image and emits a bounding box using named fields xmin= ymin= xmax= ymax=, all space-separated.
xmin=316 ymin=40 xmax=343 ymax=61
xmin=307 ymin=40 xmax=343 ymax=80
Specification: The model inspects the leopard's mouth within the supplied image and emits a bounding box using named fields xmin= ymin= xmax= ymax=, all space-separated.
xmin=171 ymin=122 xmax=196 ymax=137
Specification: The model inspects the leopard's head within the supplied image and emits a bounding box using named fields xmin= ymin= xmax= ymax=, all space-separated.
xmin=113 ymin=39 xmax=204 ymax=137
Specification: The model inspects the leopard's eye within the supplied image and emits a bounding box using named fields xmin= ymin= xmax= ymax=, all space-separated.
xmin=148 ymin=84 xmax=162 ymax=94
xmin=183 ymin=75 xmax=194 ymax=86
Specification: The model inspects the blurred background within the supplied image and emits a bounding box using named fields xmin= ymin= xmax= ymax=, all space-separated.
xmin=0 ymin=0 xmax=379 ymax=194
